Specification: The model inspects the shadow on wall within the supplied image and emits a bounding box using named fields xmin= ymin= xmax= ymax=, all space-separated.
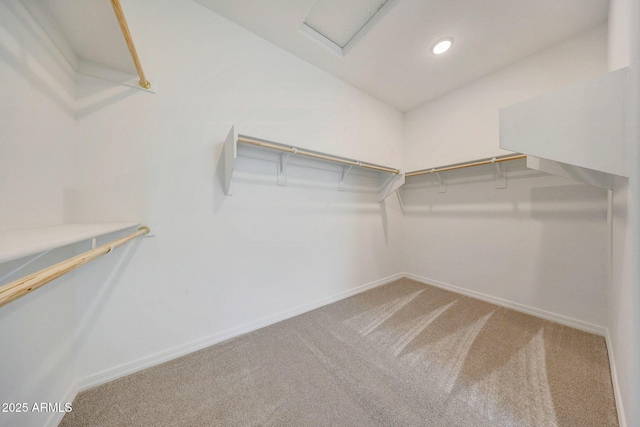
xmin=400 ymin=162 xmax=609 ymax=325
xmin=226 ymin=152 xmax=383 ymax=195
xmin=0 ymin=247 xmax=77 ymax=413
xmin=531 ymin=183 xmax=608 ymax=324
xmin=75 ymin=235 xmax=143 ymax=349
xmin=380 ymin=198 xmax=390 ymax=246
xmin=213 ymin=139 xmax=392 ymax=215
xmin=0 ymin=1 xmax=75 ymax=114
xmin=213 ymin=142 xmax=227 ymax=214
xmin=1 ymin=1 xmax=143 ymax=120
xmin=400 ymin=164 xmax=607 ymax=222
xmin=529 ymin=184 xmax=608 ymax=221
xmin=74 ymin=75 xmax=139 ymax=119
xmin=63 ymin=173 xmax=151 ymax=224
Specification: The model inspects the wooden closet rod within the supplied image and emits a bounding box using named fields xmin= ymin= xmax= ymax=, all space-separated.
xmin=405 ymin=154 xmax=526 ymax=177
xmin=0 ymin=226 xmax=150 ymax=308
xmin=237 ymin=136 xmax=401 ymax=174
xmin=110 ymin=0 xmax=151 ymax=89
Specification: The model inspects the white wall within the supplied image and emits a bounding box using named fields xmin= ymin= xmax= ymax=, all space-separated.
xmin=0 ymin=0 xmax=77 ymax=231
xmin=608 ymin=0 xmax=630 ymax=72
xmin=610 ymin=176 xmax=633 ymax=425
xmin=400 ymin=24 xmax=610 ymax=332
xmin=0 ymin=1 xmax=77 ymax=426
xmin=67 ymin=0 xmax=405 ymax=383
xmin=608 ymin=0 xmax=639 ymax=425
xmin=401 ymin=163 xmax=609 ymax=329
xmin=403 ymin=25 xmax=607 ymax=171
xmin=0 ymin=249 xmax=76 ymax=427
xmin=1 ymin=1 xmax=631 ymax=426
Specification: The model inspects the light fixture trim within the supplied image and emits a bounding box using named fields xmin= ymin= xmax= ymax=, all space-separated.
xmin=432 ymin=37 xmax=454 ymax=54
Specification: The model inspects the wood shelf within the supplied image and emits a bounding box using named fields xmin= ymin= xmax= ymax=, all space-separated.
xmin=0 ymin=223 xmax=140 ymax=264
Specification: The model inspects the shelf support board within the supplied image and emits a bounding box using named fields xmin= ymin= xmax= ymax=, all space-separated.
xmin=378 ymin=173 xmax=405 ymax=202
xmin=435 ymin=172 xmax=446 ymax=193
xmin=278 ymin=152 xmax=292 ymax=186
xmin=339 ymin=164 xmax=355 ymax=191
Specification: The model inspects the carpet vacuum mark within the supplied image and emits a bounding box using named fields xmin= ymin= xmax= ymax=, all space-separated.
xmin=61 ymin=278 xmax=618 ymax=426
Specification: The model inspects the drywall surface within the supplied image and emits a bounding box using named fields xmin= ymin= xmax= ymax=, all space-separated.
xmin=68 ymin=0 xmax=404 ymax=381
xmin=610 ymin=177 xmax=633 ymax=425
xmin=401 ymin=162 xmax=609 ymax=329
xmin=608 ymin=0 xmax=640 ymax=424
xmin=0 ymin=0 xmax=77 ymax=232
xmin=608 ymin=0 xmax=630 ymax=71
xmin=403 ymin=25 xmax=607 ymax=172
xmin=0 ymin=3 xmax=77 ymax=426
xmin=0 ymin=249 xmax=76 ymax=427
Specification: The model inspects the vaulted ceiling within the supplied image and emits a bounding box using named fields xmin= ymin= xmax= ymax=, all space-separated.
xmin=195 ymin=0 xmax=609 ymax=111
xmin=31 ymin=0 xmax=609 ymax=112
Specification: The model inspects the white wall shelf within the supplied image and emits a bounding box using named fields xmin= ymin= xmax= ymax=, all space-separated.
xmin=223 ymin=126 xmax=404 ymax=202
xmin=500 ymin=68 xmax=629 ymax=177
xmin=0 ymin=222 xmax=140 ymax=264
xmin=404 ymin=154 xmax=526 ymax=192
xmin=13 ymin=0 xmax=154 ymax=93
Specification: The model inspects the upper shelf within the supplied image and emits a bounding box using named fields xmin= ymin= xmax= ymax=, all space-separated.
xmin=500 ymin=68 xmax=628 ymax=177
xmin=0 ymin=222 xmax=140 ymax=264
xmin=222 ymin=126 xmax=404 ymax=201
xmin=15 ymin=0 xmax=152 ymax=91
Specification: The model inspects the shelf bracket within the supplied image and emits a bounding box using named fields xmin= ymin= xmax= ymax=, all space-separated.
xmin=434 ymin=170 xmax=446 ymax=193
xmin=278 ymin=149 xmax=295 ymax=186
xmin=339 ymin=163 xmax=356 ymax=191
xmin=396 ymin=188 xmax=405 ymax=212
xmin=492 ymin=158 xmax=507 ymax=189
xmin=378 ymin=173 xmax=405 ymax=202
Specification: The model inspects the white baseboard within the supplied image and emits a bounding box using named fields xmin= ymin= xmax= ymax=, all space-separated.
xmin=403 ymin=273 xmax=607 ymax=336
xmin=45 ymin=382 xmax=78 ymax=427
xmin=48 ymin=272 xmax=626 ymax=426
xmin=604 ymin=329 xmax=627 ymax=427
xmin=75 ymin=273 xmax=404 ymax=393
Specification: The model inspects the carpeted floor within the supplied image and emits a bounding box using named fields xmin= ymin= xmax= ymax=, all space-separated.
xmin=60 ymin=278 xmax=618 ymax=426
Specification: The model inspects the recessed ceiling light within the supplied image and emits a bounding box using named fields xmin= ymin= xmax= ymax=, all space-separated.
xmin=432 ymin=37 xmax=453 ymax=54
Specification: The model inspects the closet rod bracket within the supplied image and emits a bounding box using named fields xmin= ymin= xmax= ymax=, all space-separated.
xmin=492 ymin=158 xmax=507 ymax=189
xmin=339 ymin=164 xmax=355 ymax=191
xmin=278 ymin=151 xmax=294 ymax=186
xmin=434 ymin=170 xmax=446 ymax=193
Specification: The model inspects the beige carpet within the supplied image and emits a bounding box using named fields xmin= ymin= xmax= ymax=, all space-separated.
xmin=61 ymin=279 xmax=618 ymax=426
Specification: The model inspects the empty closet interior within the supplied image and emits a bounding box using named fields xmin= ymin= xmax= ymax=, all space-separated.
xmin=0 ymin=0 xmax=638 ymax=426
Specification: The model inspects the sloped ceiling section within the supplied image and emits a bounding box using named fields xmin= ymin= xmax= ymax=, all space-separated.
xmin=194 ymin=0 xmax=609 ymax=111
xmin=301 ymin=0 xmax=398 ymax=55
xmin=304 ymin=0 xmax=389 ymax=48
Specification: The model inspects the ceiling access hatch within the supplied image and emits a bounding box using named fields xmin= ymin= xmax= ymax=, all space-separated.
xmin=301 ymin=0 xmax=399 ymax=55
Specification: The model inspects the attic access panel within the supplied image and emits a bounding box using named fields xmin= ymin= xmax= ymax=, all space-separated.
xmin=301 ymin=0 xmax=398 ymax=55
